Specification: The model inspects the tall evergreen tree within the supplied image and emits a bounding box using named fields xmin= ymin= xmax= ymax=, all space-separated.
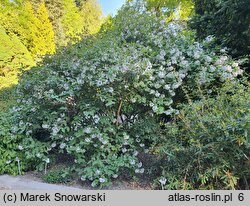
xmin=30 ymin=0 xmax=104 ymax=46
xmin=0 ymin=25 xmax=34 ymax=88
xmin=80 ymin=0 xmax=103 ymax=35
xmin=36 ymin=0 xmax=56 ymax=55
xmin=30 ymin=0 xmax=66 ymax=47
xmin=0 ymin=26 xmax=33 ymax=73
xmin=61 ymin=0 xmax=83 ymax=45
xmin=0 ymin=0 xmax=22 ymax=38
xmin=44 ymin=0 xmax=65 ymax=47
xmin=18 ymin=1 xmax=42 ymax=56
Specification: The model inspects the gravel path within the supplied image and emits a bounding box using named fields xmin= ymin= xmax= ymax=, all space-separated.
xmin=0 ymin=175 xmax=81 ymax=190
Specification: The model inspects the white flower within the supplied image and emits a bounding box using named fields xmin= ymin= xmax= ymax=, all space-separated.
xmin=149 ymin=102 xmax=154 ymax=107
xmin=85 ymin=138 xmax=91 ymax=143
xmin=52 ymin=127 xmax=59 ymax=135
xmin=60 ymin=143 xmax=66 ymax=149
xmin=179 ymin=73 xmax=186 ymax=79
xmin=135 ymin=169 xmax=140 ymax=173
xmin=133 ymin=151 xmax=139 ymax=156
xmin=6 ymin=160 xmax=12 ymax=164
xmin=130 ymin=160 xmax=136 ymax=165
xmin=223 ymin=65 xmax=232 ymax=72
xmin=205 ymin=56 xmax=212 ymax=63
xmin=152 ymin=105 xmax=158 ymax=112
xmin=164 ymin=85 xmax=170 ymax=90
xmin=140 ymin=168 xmax=145 ymax=174
xmin=205 ymin=35 xmax=214 ymax=43
xmin=124 ymin=133 xmax=130 ymax=140
xmin=18 ymin=145 xmax=23 ymax=150
xmin=170 ymin=48 xmax=176 ymax=55
xmin=158 ymin=71 xmax=166 ymax=78
xmin=172 ymin=82 xmax=181 ymax=89
xmin=77 ymin=78 xmax=84 ymax=85
xmin=42 ymin=124 xmax=49 ymax=129
xmin=45 ymin=158 xmax=50 ymax=164
xmin=93 ymin=115 xmax=100 ymax=124
xmin=164 ymin=109 xmax=172 ymax=115
xmin=150 ymin=90 xmax=155 ymax=95
xmin=101 ymin=139 xmax=108 ymax=145
xmin=232 ymin=62 xmax=239 ymax=68
xmin=220 ymin=56 xmax=228 ymax=62
xmin=51 ymin=142 xmax=57 ymax=148
xmin=96 ymin=80 xmax=103 ymax=86
xmin=76 ymin=147 xmax=81 ymax=153
xmin=140 ymin=143 xmax=145 ymax=147
xmin=194 ymin=52 xmax=200 ymax=59
xmin=122 ymin=148 xmax=127 ymax=153
xmin=108 ymin=87 xmax=114 ymax=93
xmin=138 ymin=162 xmax=143 ymax=168
xmin=113 ymin=174 xmax=118 ymax=178
xmin=31 ymin=108 xmax=36 ymax=112
xmin=215 ymin=59 xmax=223 ymax=65
xmin=123 ymin=140 xmax=129 ymax=146
xmin=220 ymin=48 xmax=226 ymax=53
xmin=155 ymin=92 xmax=161 ymax=97
xmin=209 ymin=66 xmax=216 ymax=72
xmin=84 ymin=127 xmax=92 ymax=134
xmin=165 ymin=99 xmax=173 ymax=106
xmin=159 ymin=177 xmax=167 ymax=185
xmin=63 ymin=83 xmax=69 ymax=90
xmin=195 ymin=60 xmax=200 ymax=65
xmin=233 ymin=69 xmax=243 ymax=77
xmin=99 ymin=178 xmax=106 ymax=183
xmin=96 ymin=170 xmax=101 ymax=175
xmin=170 ymin=91 xmax=175 ymax=96
xmin=131 ymin=98 xmax=136 ymax=103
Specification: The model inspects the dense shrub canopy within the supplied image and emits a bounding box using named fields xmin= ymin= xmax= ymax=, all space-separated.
xmin=10 ymin=1 xmax=245 ymax=187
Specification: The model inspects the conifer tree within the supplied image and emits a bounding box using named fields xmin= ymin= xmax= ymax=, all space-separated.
xmin=61 ymin=0 xmax=83 ymax=45
xmin=36 ymin=0 xmax=56 ymax=55
xmin=80 ymin=0 xmax=103 ymax=35
xmin=43 ymin=0 xmax=65 ymax=47
xmin=18 ymin=1 xmax=42 ymax=57
xmin=0 ymin=0 xmax=22 ymax=38
xmin=0 ymin=25 xmax=34 ymax=88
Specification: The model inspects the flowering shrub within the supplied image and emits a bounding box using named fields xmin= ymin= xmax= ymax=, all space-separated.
xmin=156 ymin=81 xmax=250 ymax=189
xmin=0 ymin=110 xmax=28 ymax=175
xmin=13 ymin=1 xmax=243 ymax=187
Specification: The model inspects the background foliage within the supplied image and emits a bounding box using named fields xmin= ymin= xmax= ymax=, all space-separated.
xmin=0 ymin=0 xmax=103 ymax=89
xmin=190 ymin=0 xmax=250 ymax=59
